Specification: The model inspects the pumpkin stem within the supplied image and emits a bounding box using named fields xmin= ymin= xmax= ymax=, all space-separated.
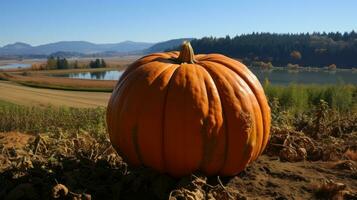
xmin=177 ymin=41 xmax=196 ymax=64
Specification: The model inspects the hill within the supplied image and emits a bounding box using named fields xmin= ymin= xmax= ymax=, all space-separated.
xmin=144 ymin=38 xmax=194 ymax=53
xmin=0 ymin=41 xmax=154 ymax=56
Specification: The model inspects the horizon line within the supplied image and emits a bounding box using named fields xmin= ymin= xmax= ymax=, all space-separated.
xmin=2 ymin=30 xmax=356 ymax=47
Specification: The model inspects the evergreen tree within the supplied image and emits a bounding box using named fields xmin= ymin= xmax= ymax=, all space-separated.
xmin=101 ymin=59 xmax=106 ymax=67
xmin=175 ymin=31 xmax=357 ymax=68
xmin=46 ymin=56 xmax=57 ymax=69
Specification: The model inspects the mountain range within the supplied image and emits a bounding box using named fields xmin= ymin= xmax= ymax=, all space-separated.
xmin=144 ymin=38 xmax=194 ymax=53
xmin=0 ymin=38 xmax=193 ymax=58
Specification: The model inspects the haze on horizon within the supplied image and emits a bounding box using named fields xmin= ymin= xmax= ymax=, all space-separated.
xmin=1 ymin=0 xmax=357 ymax=46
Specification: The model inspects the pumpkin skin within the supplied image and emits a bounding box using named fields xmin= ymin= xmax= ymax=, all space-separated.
xmin=107 ymin=42 xmax=270 ymax=177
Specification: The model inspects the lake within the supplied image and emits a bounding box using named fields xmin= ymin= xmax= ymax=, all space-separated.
xmin=53 ymin=70 xmax=124 ymax=80
xmin=0 ymin=63 xmax=31 ymax=70
xmin=250 ymin=67 xmax=357 ymax=85
xmin=53 ymin=68 xmax=357 ymax=85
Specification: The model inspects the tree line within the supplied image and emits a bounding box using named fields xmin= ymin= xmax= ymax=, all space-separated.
xmin=46 ymin=57 xmax=106 ymax=70
xmin=177 ymin=31 xmax=357 ymax=68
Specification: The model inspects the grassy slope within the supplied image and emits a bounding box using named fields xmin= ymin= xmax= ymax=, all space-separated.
xmin=0 ymin=72 xmax=116 ymax=92
xmin=0 ymin=81 xmax=110 ymax=108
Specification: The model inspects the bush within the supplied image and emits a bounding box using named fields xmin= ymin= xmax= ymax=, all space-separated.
xmin=287 ymin=63 xmax=299 ymax=70
xmin=252 ymin=61 xmax=273 ymax=69
xmin=327 ymin=64 xmax=337 ymax=70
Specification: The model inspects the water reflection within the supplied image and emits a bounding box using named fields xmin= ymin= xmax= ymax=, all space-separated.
xmin=249 ymin=67 xmax=357 ymax=85
xmin=54 ymin=70 xmax=123 ymax=80
xmin=53 ymin=68 xmax=357 ymax=85
xmin=0 ymin=63 xmax=31 ymax=69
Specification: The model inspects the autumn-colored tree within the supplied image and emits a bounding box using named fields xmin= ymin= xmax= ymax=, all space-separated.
xmin=290 ymin=50 xmax=302 ymax=60
xmin=328 ymin=64 xmax=337 ymax=70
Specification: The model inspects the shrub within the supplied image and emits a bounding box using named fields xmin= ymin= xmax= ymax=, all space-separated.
xmin=287 ymin=63 xmax=299 ymax=70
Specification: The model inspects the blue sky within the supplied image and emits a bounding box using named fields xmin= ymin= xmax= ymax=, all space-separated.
xmin=1 ymin=0 xmax=356 ymax=46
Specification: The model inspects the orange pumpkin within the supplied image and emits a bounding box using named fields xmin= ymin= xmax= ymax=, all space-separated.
xmin=107 ymin=42 xmax=271 ymax=177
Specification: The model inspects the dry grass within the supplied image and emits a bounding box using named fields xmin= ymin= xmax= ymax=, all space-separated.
xmin=68 ymin=56 xmax=140 ymax=69
xmin=0 ymin=56 xmax=139 ymax=72
xmin=0 ymin=73 xmax=116 ymax=92
xmin=0 ymin=59 xmax=46 ymax=66
xmin=0 ymin=130 xmax=356 ymax=200
xmin=24 ymin=67 xmax=121 ymax=75
xmin=0 ymin=81 xmax=110 ymax=107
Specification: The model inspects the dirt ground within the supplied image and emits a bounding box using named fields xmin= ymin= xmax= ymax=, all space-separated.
xmin=0 ymin=81 xmax=111 ymax=108
xmin=0 ymin=131 xmax=356 ymax=200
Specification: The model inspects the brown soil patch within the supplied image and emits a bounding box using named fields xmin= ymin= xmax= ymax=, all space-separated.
xmin=0 ymin=131 xmax=356 ymax=200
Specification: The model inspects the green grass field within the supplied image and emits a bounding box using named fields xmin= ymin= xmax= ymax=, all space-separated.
xmin=263 ymin=81 xmax=357 ymax=113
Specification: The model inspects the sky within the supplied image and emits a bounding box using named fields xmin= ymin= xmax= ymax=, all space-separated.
xmin=1 ymin=0 xmax=356 ymax=46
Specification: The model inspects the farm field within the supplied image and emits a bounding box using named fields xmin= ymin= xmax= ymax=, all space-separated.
xmin=0 ymin=81 xmax=356 ymax=199
xmin=0 ymin=55 xmax=139 ymax=72
xmin=0 ymin=73 xmax=116 ymax=92
xmin=0 ymin=81 xmax=111 ymax=107
xmin=0 ymin=93 xmax=356 ymax=199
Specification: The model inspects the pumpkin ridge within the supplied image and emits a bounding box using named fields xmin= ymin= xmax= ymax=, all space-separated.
xmin=203 ymin=57 xmax=270 ymax=156
xmin=200 ymin=61 xmax=255 ymax=175
xmin=164 ymin=64 xmax=208 ymax=176
xmin=118 ymin=55 xmax=161 ymax=81
xmin=108 ymin=67 xmax=147 ymax=165
xmin=119 ymin=54 xmax=174 ymax=84
xmin=205 ymin=59 xmax=263 ymax=162
xmin=196 ymin=67 xmax=211 ymax=171
xmin=131 ymin=125 xmax=144 ymax=165
xmin=161 ymin=64 xmax=180 ymax=174
xmin=198 ymin=62 xmax=229 ymax=175
xmin=135 ymin=64 xmax=177 ymax=169
xmin=110 ymin=61 xmax=172 ymax=166
xmin=195 ymin=65 xmax=226 ymax=175
xmin=192 ymin=66 xmax=210 ymax=172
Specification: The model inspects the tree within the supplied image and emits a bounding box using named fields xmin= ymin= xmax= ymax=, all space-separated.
xmin=101 ymin=59 xmax=107 ymax=67
xmin=95 ymin=59 xmax=101 ymax=68
xmin=46 ymin=56 xmax=57 ymax=69
xmin=89 ymin=58 xmax=106 ymax=68
xmin=89 ymin=60 xmax=95 ymax=68
xmin=56 ymin=57 xmax=69 ymax=69
xmin=182 ymin=31 xmax=357 ymax=68
xmin=73 ymin=60 xmax=79 ymax=69
xmin=290 ymin=50 xmax=302 ymax=60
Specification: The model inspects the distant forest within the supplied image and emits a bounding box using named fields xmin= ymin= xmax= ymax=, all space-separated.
xmin=178 ymin=31 xmax=357 ymax=68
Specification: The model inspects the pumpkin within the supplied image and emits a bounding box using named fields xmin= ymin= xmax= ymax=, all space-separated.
xmin=107 ymin=41 xmax=271 ymax=177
